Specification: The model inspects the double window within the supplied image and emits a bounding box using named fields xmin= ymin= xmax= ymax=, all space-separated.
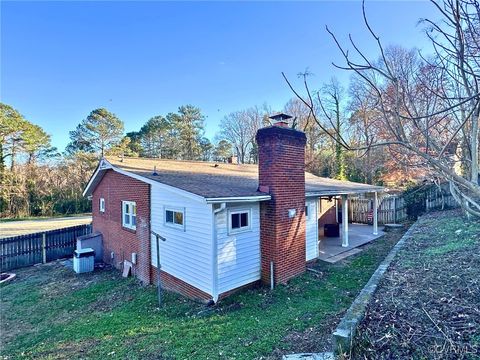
xmin=99 ymin=198 xmax=105 ymax=213
xmin=229 ymin=210 xmax=251 ymax=234
xmin=122 ymin=201 xmax=137 ymax=230
xmin=165 ymin=207 xmax=185 ymax=230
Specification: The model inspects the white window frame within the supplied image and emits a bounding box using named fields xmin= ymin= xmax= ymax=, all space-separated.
xmin=305 ymin=204 xmax=310 ymax=219
xmin=164 ymin=206 xmax=186 ymax=231
xmin=99 ymin=198 xmax=105 ymax=213
xmin=122 ymin=201 xmax=137 ymax=230
xmin=228 ymin=209 xmax=251 ymax=234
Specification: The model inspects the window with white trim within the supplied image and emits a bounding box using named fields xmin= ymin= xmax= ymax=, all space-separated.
xmin=165 ymin=207 xmax=185 ymax=230
xmin=229 ymin=210 xmax=251 ymax=234
xmin=305 ymin=204 xmax=309 ymax=218
xmin=122 ymin=201 xmax=137 ymax=230
xmin=99 ymin=198 xmax=105 ymax=213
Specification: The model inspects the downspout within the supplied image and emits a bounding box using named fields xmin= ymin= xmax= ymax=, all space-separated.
xmin=211 ymin=202 xmax=226 ymax=303
xmin=315 ymin=197 xmax=319 ymax=258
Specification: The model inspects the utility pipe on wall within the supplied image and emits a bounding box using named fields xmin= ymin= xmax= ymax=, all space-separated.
xmin=270 ymin=261 xmax=274 ymax=290
xmin=212 ymin=203 xmax=226 ymax=303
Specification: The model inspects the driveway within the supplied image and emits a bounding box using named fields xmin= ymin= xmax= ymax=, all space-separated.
xmin=0 ymin=216 xmax=92 ymax=238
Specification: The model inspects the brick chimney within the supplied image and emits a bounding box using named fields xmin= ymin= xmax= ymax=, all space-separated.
xmin=256 ymin=117 xmax=307 ymax=285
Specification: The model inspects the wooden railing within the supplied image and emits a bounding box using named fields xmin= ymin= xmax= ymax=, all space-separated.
xmin=0 ymin=224 xmax=92 ymax=272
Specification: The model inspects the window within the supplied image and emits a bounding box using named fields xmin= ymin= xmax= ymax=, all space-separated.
xmin=99 ymin=198 xmax=105 ymax=213
xmin=122 ymin=201 xmax=137 ymax=230
xmin=165 ymin=207 xmax=185 ymax=230
xmin=229 ymin=210 xmax=251 ymax=234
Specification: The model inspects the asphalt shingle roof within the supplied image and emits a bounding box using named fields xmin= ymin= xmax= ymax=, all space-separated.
xmin=104 ymin=157 xmax=383 ymax=199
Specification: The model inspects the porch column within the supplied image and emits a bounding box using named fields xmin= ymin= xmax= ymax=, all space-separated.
xmin=341 ymin=194 xmax=349 ymax=247
xmin=335 ymin=197 xmax=339 ymax=223
xmin=373 ymin=192 xmax=378 ymax=235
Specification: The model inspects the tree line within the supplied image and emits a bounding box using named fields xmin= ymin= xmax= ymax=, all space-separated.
xmin=0 ymin=85 xmax=405 ymax=220
xmin=0 ymin=70 xmax=447 ymax=218
xmin=0 ymin=104 xmax=235 ymax=218
xmin=2 ymin=0 xmax=477 ymax=218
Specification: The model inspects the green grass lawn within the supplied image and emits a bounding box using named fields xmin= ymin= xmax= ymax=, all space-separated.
xmin=1 ymin=230 xmax=405 ymax=360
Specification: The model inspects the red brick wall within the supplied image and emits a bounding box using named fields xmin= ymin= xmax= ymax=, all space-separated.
xmin=92 ymin=170 xmax=151 ymax=284
xmin=256 ymin=125 xmax=307 ymax=285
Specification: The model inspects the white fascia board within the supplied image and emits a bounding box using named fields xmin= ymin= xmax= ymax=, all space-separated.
xmin=205 ymin=195 xmax=271 ymax=204
xmin=82 ymin=159 xmax=113 ymax=197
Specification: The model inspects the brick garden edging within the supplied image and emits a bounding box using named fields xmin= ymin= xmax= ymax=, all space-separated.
xmin=332 ymin=220 xmax=420 ymax=355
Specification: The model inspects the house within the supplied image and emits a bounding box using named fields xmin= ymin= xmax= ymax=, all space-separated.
xmin=83 ymin=120 xmax=383 ymax=302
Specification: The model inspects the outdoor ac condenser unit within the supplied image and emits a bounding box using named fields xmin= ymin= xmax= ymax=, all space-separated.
xmin=73 ymin=248 xmax=95 ymax=274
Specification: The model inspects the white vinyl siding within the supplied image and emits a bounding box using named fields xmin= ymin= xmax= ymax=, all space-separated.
xmin=216 ymin=202 xmax=260 ymax=294
xmin=122 ymin=201 xmax=136 ymax=230
xmin=150 ymin=184 xmax=213 ymax=295
xmin=306 ymin=199 xmax=319 ymax=261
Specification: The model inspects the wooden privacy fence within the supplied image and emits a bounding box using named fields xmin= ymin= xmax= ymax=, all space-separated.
xmin=425 ymin=185 xmax=457 ymax=211
xmin=0 ymin=224 xmax=92 ymax=272
xmin=350 ymin=184 xmax=458 ymax=225
xmin=349 ymin=196 xmax=407 ymax=225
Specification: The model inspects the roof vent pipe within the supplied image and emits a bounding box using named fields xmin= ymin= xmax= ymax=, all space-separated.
xmin=152 ymin=166 xmax=158 ymax=176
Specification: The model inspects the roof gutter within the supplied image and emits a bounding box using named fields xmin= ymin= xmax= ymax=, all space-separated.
xmin=305 ymin=188 xmax=385 ymax=197
xmin=205 ymin=195 xmax=271 ymax=204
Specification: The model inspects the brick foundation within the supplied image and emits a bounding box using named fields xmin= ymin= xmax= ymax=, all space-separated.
xmin=151 ymin=267 xmax=259 ymax=303
xmin=256 ymin=125 xmax=307 ymax=285
xmin=151 ymin=267 xmax=212 ymax=302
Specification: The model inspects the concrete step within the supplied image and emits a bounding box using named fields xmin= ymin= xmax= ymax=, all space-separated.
xmin=321 ymin=248 xmax=363 ymax=263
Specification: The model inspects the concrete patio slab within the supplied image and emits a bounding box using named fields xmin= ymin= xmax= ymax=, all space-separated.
xmin=318 ymin=223 xmax=384 ymax=263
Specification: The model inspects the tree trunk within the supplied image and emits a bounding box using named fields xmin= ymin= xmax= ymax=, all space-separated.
xmin=471 ymin=110 xmax=479 ymax=184
xmin=10 ymin=139 xmax=16 ymax=171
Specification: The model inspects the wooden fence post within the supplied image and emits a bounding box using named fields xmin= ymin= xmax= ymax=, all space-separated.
xmin=42 ymin=232 xmax=47 ymax=264
xmin=393 ymin=196 xmax=397 ymax=224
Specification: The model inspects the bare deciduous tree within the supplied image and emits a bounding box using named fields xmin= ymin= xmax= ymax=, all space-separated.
xmin=218 ymin=105 xmax=270 ymax=163
xmin=284 ymin=0 xmax=480 ymax=217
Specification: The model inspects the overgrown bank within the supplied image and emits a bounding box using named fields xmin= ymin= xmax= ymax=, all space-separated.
xmin=353 ymin=210 xmax=480 ymax=359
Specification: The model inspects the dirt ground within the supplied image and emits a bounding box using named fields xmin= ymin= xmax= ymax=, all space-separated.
xmin=0 ymin=215 xmax=92 ymax=238
xmin=352 ymin=210 xmax=480 ymax=360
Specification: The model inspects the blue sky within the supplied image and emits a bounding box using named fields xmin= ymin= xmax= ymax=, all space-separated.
xmin=1 ymin=1 xmax=437 ymax=151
